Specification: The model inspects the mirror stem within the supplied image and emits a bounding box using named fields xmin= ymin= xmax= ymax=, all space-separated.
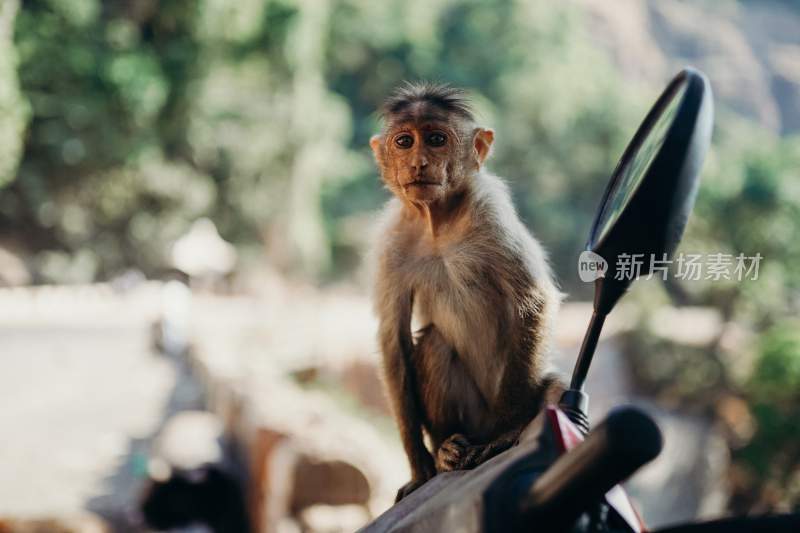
xmin=569 ymin=310 xmax=607 ymax=390
xmin=558 ymin=310 xmax=607 ymax=435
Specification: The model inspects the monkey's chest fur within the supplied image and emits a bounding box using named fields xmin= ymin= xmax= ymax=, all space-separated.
xmin=405 ymin=243 xmax=523 ymax=445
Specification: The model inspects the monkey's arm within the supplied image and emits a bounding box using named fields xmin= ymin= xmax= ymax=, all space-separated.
xmin=377 ymin=288 xmax=436 ymax=499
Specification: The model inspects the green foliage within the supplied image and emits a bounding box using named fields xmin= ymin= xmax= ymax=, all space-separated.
xmin=2 ymin=0 xmax=207 ymax=280
xmin=3 ymin=0 xmax=647 ymax=284
xmin=753 ymin=323 xmax=800 ymax=395
xmin=0 ymin=0 xmax=29 ymax=189
xmin=733 ymin=322 xmax=800 ymax=509
xmin=683 ymin=127 xmax=800 ymax=322
xmin=4 ymin=0 xmax=797 ymax=317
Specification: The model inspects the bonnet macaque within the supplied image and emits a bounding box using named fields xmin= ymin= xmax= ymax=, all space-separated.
xmin=370 ymin=83 xmax=564 ymax=501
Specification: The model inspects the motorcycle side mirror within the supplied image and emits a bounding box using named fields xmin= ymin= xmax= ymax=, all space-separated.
xmin=559 ymin=68 xmax=714 ymax=432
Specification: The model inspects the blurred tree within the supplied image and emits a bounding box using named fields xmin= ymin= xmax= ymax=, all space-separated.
xmin=1 ymin=0 xmax=649 ymax=285
xmin=3 ymin=0 xmax=210 ymax=280
xmin=0 ymin=0 xmax=28 ymax=190
xmin=187 ymin=0 xmax=355 ymax=277
xmin=686 ymin=128 xmax=800 ymax=324
xmin=730 ymin=322 xmax=800 ymax=511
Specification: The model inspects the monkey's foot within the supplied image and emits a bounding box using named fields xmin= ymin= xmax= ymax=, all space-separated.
xmin=435 ymin=434 xmax=483 ymax=472
xmin=395 ymin=478 xmax=428 ymax=502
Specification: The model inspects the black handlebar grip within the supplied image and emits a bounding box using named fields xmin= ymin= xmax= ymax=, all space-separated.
xmin=517 ymin=406 xmax=663 ymax=530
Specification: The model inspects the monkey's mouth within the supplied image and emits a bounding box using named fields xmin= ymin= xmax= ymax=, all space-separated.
xmin=404 ymin=181 xmax=442 ymax=188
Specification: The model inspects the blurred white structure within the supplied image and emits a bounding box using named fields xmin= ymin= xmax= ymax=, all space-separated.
xmin=170 ymin=218 xmax=237 ymax=282
xmin=0 ymin=246 xmax=30 ymax=286
xmin=150 ymin=411 xmax=224 ymax=476
xmin=157 ymin=279 xmax=193 ymax=357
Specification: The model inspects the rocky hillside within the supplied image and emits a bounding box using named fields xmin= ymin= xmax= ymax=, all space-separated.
xmin=579 ymin=0 xmax=800 ymax=134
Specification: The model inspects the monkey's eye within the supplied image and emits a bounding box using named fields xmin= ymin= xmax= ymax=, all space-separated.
xmin=394 ymin=134 xmax=414 ymax=149
xmin=426 ymin=132 xmax=447 ymax=147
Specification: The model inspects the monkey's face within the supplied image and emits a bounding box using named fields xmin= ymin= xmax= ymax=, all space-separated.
xmin=371 ymin=121 xmax=495 ymax=207
xmin=371 ymin=122 xmax=467 ymax=205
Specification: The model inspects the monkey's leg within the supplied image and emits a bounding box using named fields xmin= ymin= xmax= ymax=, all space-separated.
xmin=391 ymin=356 xmax=437 ymax=502
xmin=378 ymin=292 xmax=437 ymax=502
xmin=436 ymin=375 xmax=565 ymax=472
xmin=412 ymin=325 xmax=472 ymax=476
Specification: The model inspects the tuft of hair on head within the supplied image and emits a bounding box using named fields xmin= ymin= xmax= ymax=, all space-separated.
xmin=381 ymin=81 xmax=475 ymax=123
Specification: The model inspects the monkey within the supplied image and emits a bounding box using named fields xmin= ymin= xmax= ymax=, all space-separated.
xmin=369 ymin=82 xmax=565 ymax=502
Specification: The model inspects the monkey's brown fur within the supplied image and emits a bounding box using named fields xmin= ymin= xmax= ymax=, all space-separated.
xmin=369 ymin=82 xmax=564 ymax=501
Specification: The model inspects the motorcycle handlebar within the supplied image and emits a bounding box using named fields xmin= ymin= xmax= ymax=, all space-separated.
xmin=517 ymin=406 xmax=663 ymax=530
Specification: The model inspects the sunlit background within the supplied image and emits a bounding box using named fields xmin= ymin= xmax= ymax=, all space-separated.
xmin=1 ymin=0 xmax=799 ymax=531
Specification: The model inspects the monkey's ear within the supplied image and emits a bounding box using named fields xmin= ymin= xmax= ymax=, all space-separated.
xmin=473 ymin=128 xmax=495 ymax=166
xmin=370 ymin=135 xmax=384 ymax=162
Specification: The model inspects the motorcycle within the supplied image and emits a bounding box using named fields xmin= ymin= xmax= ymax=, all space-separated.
xmin=359 ymin=68 xmax=800 ymax=532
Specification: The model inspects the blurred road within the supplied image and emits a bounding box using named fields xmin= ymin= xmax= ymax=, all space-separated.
xmin=0 ymin=285 xmax=203 ymax=529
